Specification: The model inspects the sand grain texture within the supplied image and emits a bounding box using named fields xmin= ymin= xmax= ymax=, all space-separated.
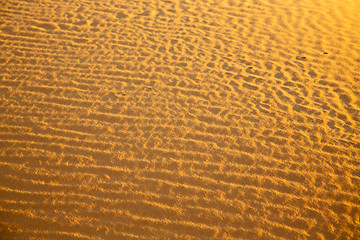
xmin=1 ymin=0 xmax=360 ymax=239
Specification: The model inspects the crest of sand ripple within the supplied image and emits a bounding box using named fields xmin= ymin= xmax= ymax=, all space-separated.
xmin=0 ymin=0 xmax=359 ymax=239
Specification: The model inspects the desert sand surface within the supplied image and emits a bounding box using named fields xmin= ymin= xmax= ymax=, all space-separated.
xmin=0 ymin=0 xmax=360 ymax=239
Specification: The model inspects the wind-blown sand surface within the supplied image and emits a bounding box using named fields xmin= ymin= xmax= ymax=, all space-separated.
xmin=1 ymin=0 xmax=360 ymax=239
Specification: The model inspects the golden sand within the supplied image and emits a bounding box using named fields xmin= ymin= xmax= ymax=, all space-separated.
xmin=1 ymin=0 xmax=360 ymax=239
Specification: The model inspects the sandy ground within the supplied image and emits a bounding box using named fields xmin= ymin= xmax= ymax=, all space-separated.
xmin=1 ymin=0 xmax=360 ymax=239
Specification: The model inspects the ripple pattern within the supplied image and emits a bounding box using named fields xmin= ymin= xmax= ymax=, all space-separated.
xmin=1 ymin=0 xmax=360 ymax=239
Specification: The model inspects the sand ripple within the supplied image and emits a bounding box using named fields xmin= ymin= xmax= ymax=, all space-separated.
xmin=1 ymin=0 xmax=360 ymax=239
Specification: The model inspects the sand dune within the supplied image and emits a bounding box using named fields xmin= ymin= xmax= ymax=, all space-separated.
xmin=1 ymin=0 xmax=360 ymax=239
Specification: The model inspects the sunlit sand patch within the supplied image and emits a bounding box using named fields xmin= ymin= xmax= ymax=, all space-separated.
xmin=0 ymin=0 xmax=359 ymax=239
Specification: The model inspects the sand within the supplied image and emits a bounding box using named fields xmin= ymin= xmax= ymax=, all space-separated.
xmin=0 ymin=0 xmax=360 ymax=239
